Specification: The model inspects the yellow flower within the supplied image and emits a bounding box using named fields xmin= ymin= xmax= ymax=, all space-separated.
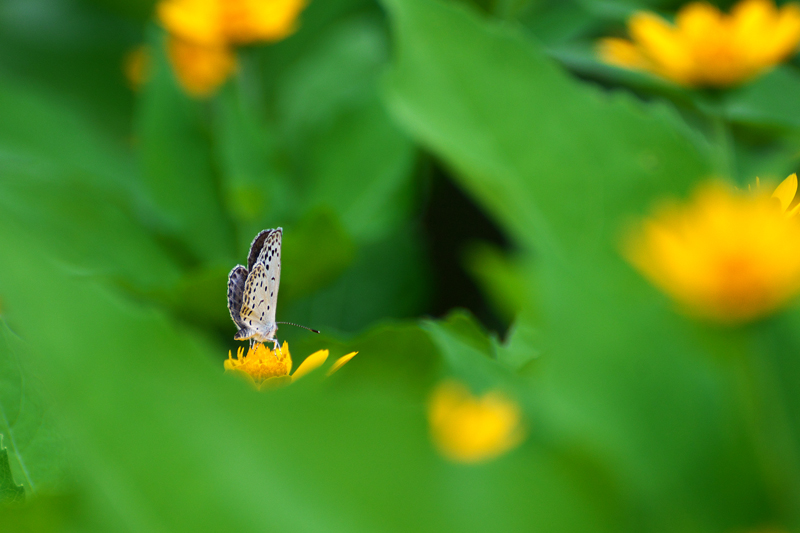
xmin=428 ymin=380 xmax=526 ymax=463
xmin=598 ymin=0 xmax=800 ymax=87
xmin=224 ymin=341 xmax=357 ymax=390
xmin=157 ymin=0 xmax=307 ymax=46
xmin=166 ymin=36 xmax=236 ymax=97
xmin=153 ymin=0 xmax=306 ymax=97
xmin=624 ymin=174 xmax=800 ymax=323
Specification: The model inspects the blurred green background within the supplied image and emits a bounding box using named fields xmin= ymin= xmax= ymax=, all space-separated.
xmin=2 ymin=0 xmax=800 ymax=531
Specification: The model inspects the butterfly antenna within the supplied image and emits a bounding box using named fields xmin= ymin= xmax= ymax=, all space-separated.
xmin=277 ymin=322 xmax=320 ymax=334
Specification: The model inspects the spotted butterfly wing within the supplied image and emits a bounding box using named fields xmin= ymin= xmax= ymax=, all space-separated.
xmin=233 ymin=228 xmax=282 ymax=346
xmin=246 ymin=229 xmax=271 ymax=272
xmin=237 ymin=263 xmax=271 ymax=336
xmin=256 ymin=229 xmax=281 ymax=322
xmin=226 ymin=265 xmax=248 ymax=331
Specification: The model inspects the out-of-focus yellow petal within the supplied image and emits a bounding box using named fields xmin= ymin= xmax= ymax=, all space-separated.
xmin=428 ymin=380 xmax=526 ymax=463
xmin=291 ymin=350 xmax=329 ymax=382
xmin=222 ymin=0 xmax=307 ymax=44
xmin=159 ymin=0 xmax=222 ymax=45
xmin=732 ymin=0 xmax=775 ymax=30
xmin=629 ymin=12 xmax=694 ymax=84
xmin=167 ymin=36 xmax=235 ymax=97
xmin=676 ymin=2 xmax=724 ymax=38
xmin=158 ymin=0 xmax=308 ymax=46
xmin=772 ymin=173 xmax=798 ymax=211
xmin=598 ymin=0 xmax=800 ymax=87
xmin=327 ymin=352 xmax=358 ymax=376
xmin=768 ymin=3 xmax=800 ymax=60
xmin=624 ymin=178 xmax=800 ymax=323
xmin=597 ymin=38 xmax=647 ymax=70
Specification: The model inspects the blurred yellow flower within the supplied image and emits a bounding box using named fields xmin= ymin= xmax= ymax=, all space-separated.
xmin=598 ymin=0 xmax=800 ymax=87
xmin=167 ymin=36 xmax=236 ymax=97
xmin=624 ymin=174 xmax=800 ymax=323
xmin=225 ymin=341 xmax=357 ymax=390
xmin=428 ymin=380 xmax=526 ymax=463
xmin=158 ymin=0 xmax=307 ymax=46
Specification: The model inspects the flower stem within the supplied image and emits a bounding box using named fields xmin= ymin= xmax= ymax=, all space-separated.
xmin=710 ymin=112 xmax=736 ymax=181
xmin=735 ymin=339 xmax=800 ymax=520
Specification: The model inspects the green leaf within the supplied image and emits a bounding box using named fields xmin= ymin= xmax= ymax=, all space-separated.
xmin=724 ymin=67 xmax=800 ymax=132
xmin=383 ymin=0 xmax=711 ymax=256
xmin=277 ymin=16 xmax=417 ymax=243
xmin=284 ymin=224 xmax=429 ymax=333
xmin=280 ymin=209 xmax=357 ymax=302
xmin=213 ymin=75 xmax=297 ymax=231
xmin=381 ymin=1 xmax=774 ymax=530
xmin=464 ymin=242 xmax=525 ymax=322
xmin=423 ymin=311 xmax=509 ymax=387
xmin=0 ymin=206 xmax=615 ymax=532
xmin=0 ymin=158 xmax=182 ymax=292
xmin=0 ymin=439 xmax=24 ymax=504
xmin=0 ymin=79 xmax=181 ymax=293
xmin=522 ymin=2 xmax=596 ymax=45
xmin=0 ymin=79 xmax=137 ymax=195
xmin=285 ymin=320 xmax=440 ymax=395
xmin=0 ymin=0 xmax=140 ymax=139
xmin=135 ymin=27 xmax=234 ymax=264
xmin=213 ymin=82 xmax=293 ymax=242
xmin=0 ymin=321 xmax=65 ymax=495
xmin=0 ymin=493 xmax=90 ymax=532
xmin=150 ymin=266 xmax=233 ymax=330
xmin=527 ymin=258 xmax=775 ymax=530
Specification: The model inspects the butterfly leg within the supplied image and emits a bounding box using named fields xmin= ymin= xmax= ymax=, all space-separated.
xmin=272 ymin=339 xmax=282 ymax=359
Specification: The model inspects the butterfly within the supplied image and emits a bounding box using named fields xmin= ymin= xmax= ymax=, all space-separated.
xmin=228 ymin=228 xmax=317 ymax=351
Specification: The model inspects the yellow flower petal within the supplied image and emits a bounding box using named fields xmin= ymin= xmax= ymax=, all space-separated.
xmin=291 ymin=349 xmax=329 ymax=382
xmin=428 ymin=380 xmax=526 ymax=464
xmin=159 ymin=0 xmax=222 ymax=46
xmin=327 ymin=351 xmax=358 ymax=376
xmin=598 ymin=0 xmax=800 ymax=87
xmin=225 ymin=342 xmax=354 ymax=388
xmin=222 ymin=0 xmax=307 ymax=44
xmin=158 ymin=0 xmax=308 ymax=46
xmin=676 ymin=2 xmax=724 ymax=38
xmin=597 ymin=37 xmax=648 ymax=70
xmin=629 ymin=11 xmax=694 ymax=85
xmin=770 ymin=3 xmax=800 ymax=61
xmin=624 ymin=179 xmax=800 ymax=323
xmin=224 ymin=341 xmax=292 ymax=387
xmin=772 ymin=173 xmax=798 ymax=211
xmin=167 ymin=36 xmax=236 ymax=97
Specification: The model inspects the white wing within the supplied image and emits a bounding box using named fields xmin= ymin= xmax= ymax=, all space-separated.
xmin=256 ymin=228 xmax=281 ymax=326
xmin=246 ymin=229 xmax=272 ymax=272
xmin=227 ymin=265 xmax=248 ymax=331
xmin=240 ymin=263 xmax=272 ymax=332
